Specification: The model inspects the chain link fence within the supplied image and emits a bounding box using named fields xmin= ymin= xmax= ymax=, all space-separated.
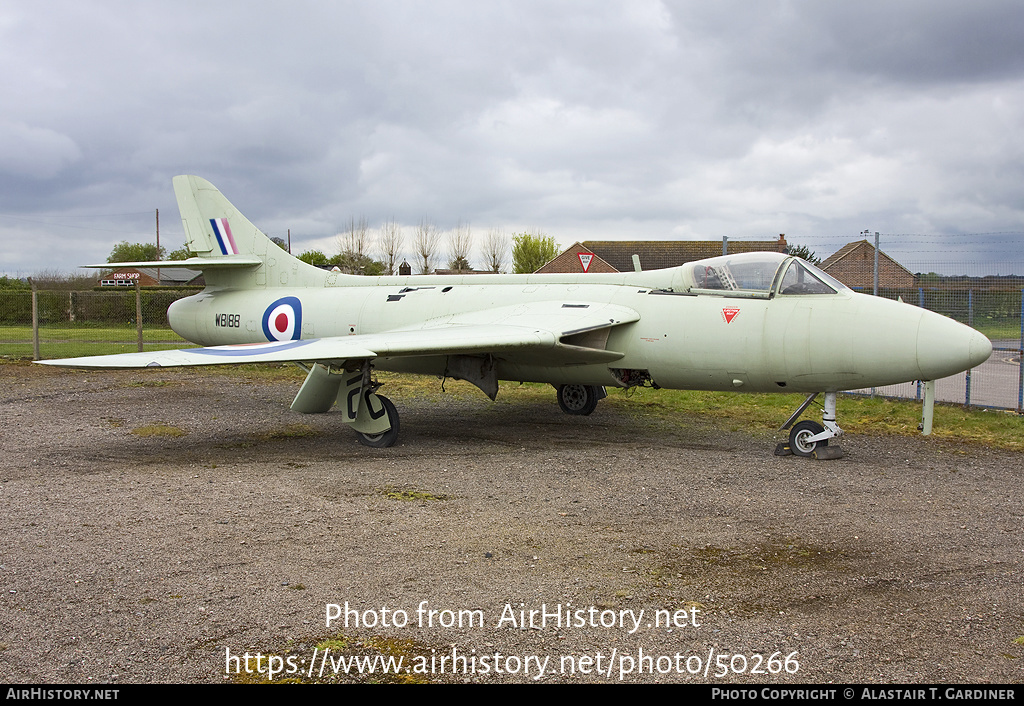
xmin=848 ymin=262 xmax=1024 ymax=411
xmin=0 ymin=287 xmax=200 ymax=360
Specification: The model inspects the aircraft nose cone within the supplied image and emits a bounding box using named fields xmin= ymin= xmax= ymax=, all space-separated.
xmin=969 ymin=328 xmax=993 ymax=368
xmin=916 ymin=311 xmax=992 ymax=380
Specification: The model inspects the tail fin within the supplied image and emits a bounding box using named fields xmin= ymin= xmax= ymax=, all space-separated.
xmin=172 ymin=175 xmax=328 ymax=289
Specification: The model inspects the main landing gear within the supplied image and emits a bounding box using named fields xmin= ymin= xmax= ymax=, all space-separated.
xmin=355 ymin=394 xmax=400 ymax=448
xmin=291 ymin=362 xmax=403 ymax=448
xmin=556 ymin=384 xmax=606 ymax=416
xmin=777 ymin=391 xmax=844 ymax=460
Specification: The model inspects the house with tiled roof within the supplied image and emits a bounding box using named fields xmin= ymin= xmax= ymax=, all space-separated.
xmin=98 ymin=266 xmax=204 ymax=288
xmin=535 ymin=235 xmax=788 ymax=273
xmin=818 ymin=240 xmax=915 ymax=289
xmin=534 ymin=243 xmax=618 ymax=274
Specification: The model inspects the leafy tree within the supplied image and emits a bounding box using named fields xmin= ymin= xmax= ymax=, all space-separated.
xmin=107 ymin=241 xmax=164 ymax=263
xmin=788 ymin=244 xmax=821 ymax=265
xmin=28 ymin=269 xmax=96 ymax=290
xmin=512 ymin=232 xmax=558 ymax=274
xmin=330 ymin=251 xmax=385 ymax=276
xmin=0 ymin=275 xmax=29 ymax=290
xmin=168 ymin=244 xmax=194 ymax=260
xmin=297 ymin=249 xmax=330 ymax=266
xmin=270 ymin=236 xmax=288 ymax=251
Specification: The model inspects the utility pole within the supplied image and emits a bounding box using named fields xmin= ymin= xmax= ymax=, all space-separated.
xmin=873 ymin=231 xmax=879 ymax=296
xmin=861 ymin=229 xmax=879 ymax=296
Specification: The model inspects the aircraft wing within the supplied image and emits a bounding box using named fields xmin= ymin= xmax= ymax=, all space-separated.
xmin=37 ymin=301 xmax=639 ymax=369
xmin=82 ymin=256 xmax=262 ymax=269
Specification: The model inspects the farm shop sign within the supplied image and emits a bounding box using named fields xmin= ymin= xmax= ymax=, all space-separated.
xmin=101 ymin=271 xmax=141 ymax=287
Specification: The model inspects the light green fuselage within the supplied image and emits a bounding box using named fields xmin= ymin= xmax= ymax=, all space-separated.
xmin=168 ymin=264 xmax=989 ymax=395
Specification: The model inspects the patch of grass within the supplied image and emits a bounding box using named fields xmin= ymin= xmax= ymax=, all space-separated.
xmin=381 ymin=487 xmax=448 ymax=502
xmin=131 ymin=424 xmax=187 ymax=438
xmin=603 ymin=387 xmax=1024 ymax=451
xmin=316 ymin=638 xmax=349 ymax=650
xmin=1013 ymin=636 xmax=1024 ymax=645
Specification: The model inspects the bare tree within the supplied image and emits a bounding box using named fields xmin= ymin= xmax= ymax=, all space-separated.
xmin=377 ymin=218 xmax=404 ymax=276
xmin=337 ymin=216 xmax=369 ymax=259
xmin=413 ymin=218 xmax=441 ymax=274
xmin=482 ymin=227 xmax=510 ymax=273
xmin=447 ymin=220 xmax=473 ymax=272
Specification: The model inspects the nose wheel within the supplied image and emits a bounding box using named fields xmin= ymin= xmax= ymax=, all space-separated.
xmin=789 ymin=420 xmax=827 ymax=457
xmin=778 ymin=392 xmax=844 ymax=460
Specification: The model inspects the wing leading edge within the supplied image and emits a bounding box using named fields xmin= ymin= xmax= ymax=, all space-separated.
xmin=36 ymin=301 xmax=640 ymax=370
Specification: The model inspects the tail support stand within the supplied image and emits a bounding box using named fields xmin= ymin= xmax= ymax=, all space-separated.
xmin=919 ymin=380 xmax=935 ymax=435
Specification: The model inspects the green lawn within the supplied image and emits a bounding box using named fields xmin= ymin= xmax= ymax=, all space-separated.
xmin=0 ymin=325 xmax=192 ymax=359
xmin=974 ymin=321 xmax=1023 ymax=340
xmin=0 ymin=324 xmax=188 ymax=341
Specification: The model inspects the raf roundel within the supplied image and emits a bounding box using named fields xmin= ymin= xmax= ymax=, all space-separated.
xmin=262 ymin=297 xmax=303 ymax=341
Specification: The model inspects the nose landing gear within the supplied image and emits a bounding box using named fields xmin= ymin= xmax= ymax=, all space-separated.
xmin=776 ymin=391 xmax=844 ymax=460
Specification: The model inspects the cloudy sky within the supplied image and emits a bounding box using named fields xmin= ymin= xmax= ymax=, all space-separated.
xmin=2 ymin=0 xmax=1023 ymax=276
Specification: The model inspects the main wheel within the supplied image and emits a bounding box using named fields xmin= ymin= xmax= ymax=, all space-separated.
xmin=557 ymin=384 xmax=600 ymax=416
xmin=789 ymin=420 xmax=827 ymax=457
xmin=356 ymin=395 xmax=400 ymax=448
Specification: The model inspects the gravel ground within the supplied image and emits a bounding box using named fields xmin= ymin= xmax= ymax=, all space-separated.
xmin=2 ymin=363 xmax=1023 ymax=684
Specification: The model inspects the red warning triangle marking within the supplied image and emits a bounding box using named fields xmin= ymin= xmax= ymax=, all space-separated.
xmin=722 ymin=307 xmax=740 ymax=323
xmin=578 ymin=252 xmax=594 ymax=272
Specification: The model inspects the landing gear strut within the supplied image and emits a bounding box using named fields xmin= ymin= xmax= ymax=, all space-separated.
xmin=778 ymin=392 xmax=844 ymax=459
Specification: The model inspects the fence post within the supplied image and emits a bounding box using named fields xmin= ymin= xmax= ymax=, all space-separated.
xmin=135 ymin=281 xmax=143 ymax=352
xmin=873 ymin=231 xmax=879 ymax=296
xmin=29 ymin=278 xmax=40 ymax=361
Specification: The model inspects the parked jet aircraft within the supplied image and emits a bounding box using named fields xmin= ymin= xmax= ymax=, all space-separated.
xmin=40 ymin=176 xmax=992 ymax=457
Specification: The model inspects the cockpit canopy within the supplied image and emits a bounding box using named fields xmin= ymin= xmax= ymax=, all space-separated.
xmin=682 ymin=252 xmax=848 ymax=298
